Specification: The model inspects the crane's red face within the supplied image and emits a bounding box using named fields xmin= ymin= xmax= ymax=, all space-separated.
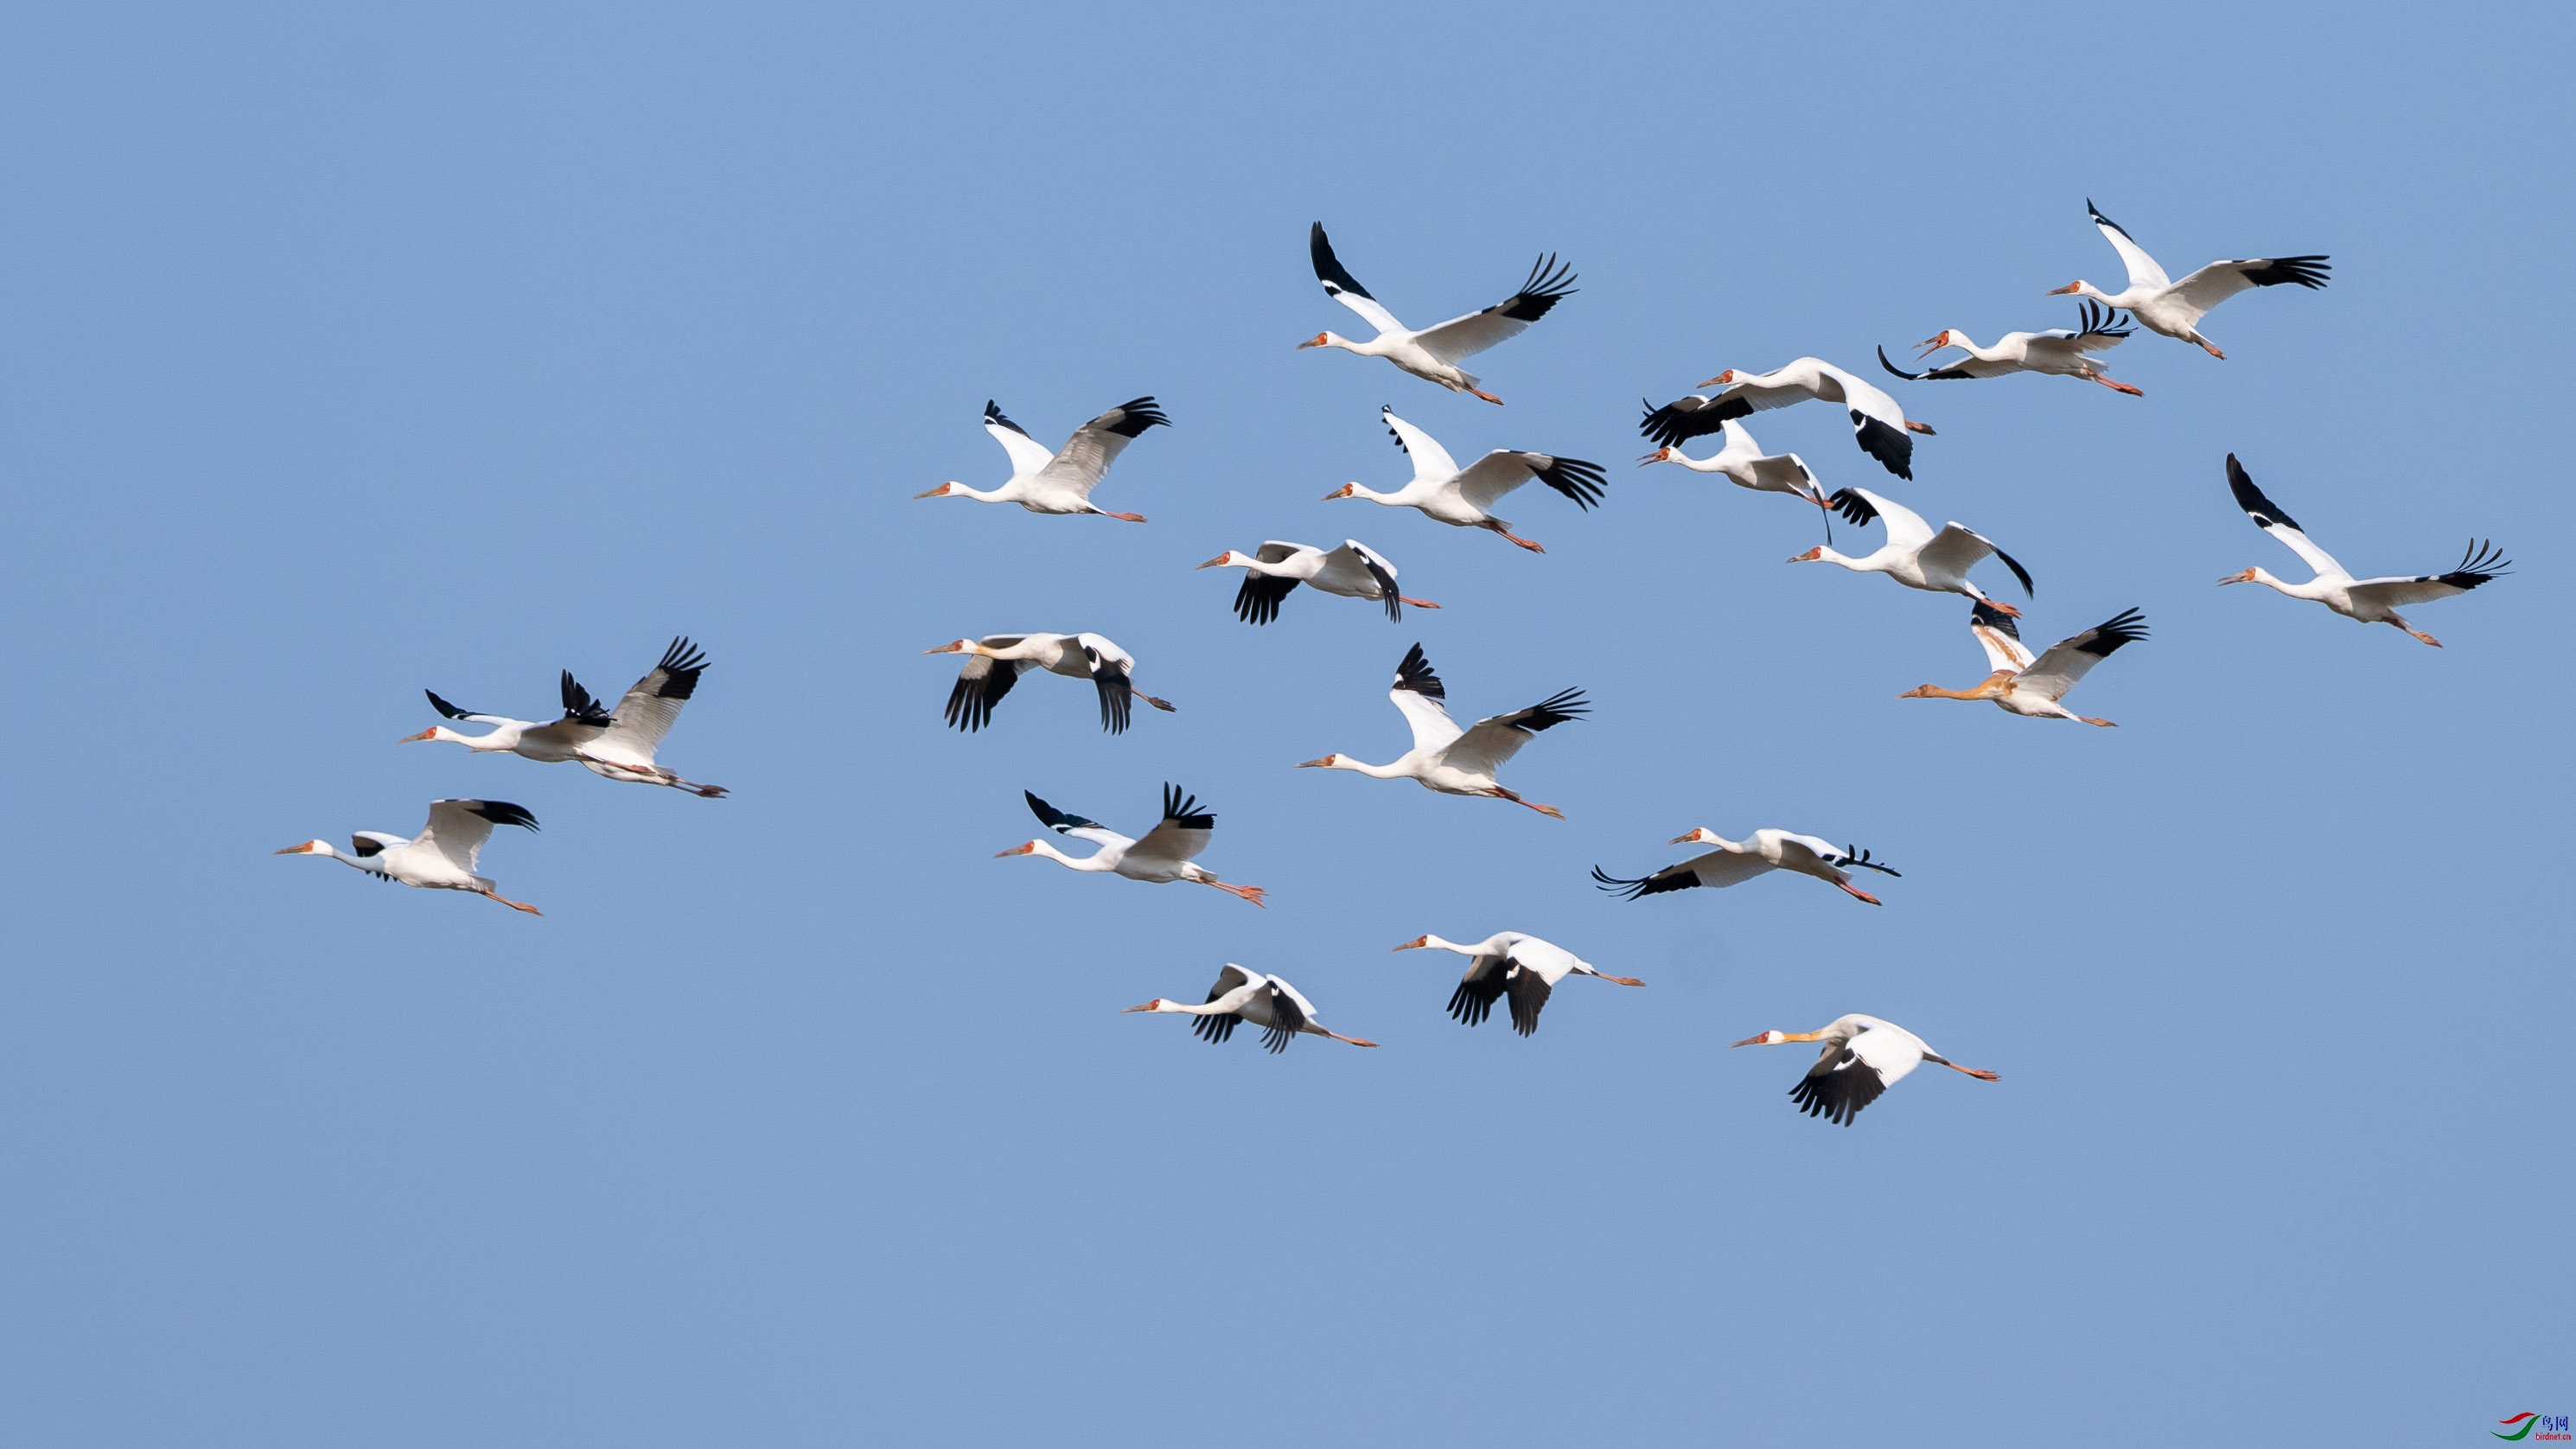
xmin=1730 ymin=1030 xmax=1783 ymax=1048
xmin=2218 ymin=567 xmax=2259 ymax=585
xmin=1192 ymin=553 xmax=1238 ymax=571
xmin=1320 ymin=483 xmax=1356 ymax=501
xmin=397 ymin=727 xmax=438 ymax=743
xmin=1294 ymin=755 xmax=1341 ymax=769
xmin=1119 ymin=999 xmax=1169 ymax=1014
xmin=992 ymin=842 xmax=1039 ymax=858
xmin=921 ymin=640 xmax=975 ymax=655
xmin=1389 ymin=936 xmax=1431 ymax=951
xmin=1788 ymin=546 xmax=1826 ymax=563
xmin=1697 ymin=370 xmax=1738 ymax=387
xmin=911 ymin=482 xmax=960 ymax=499
xmin=2045 ymin=282 xmax=2083 ymax=297
xmin=1636 ymin=448 xmax=1672 ymax=466
xmin=273 ymin=840 xmax=328 ymax=856
xmin=1296 ymin=333 xmax=1331 ymax=349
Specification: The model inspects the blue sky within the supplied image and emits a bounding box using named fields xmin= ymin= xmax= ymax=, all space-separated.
xmin=3 ymin=3 xmax=2567 ymax=1444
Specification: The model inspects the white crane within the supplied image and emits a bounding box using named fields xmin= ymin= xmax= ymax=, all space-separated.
xmin=2221 ymin=454 xmax=2507 ymax=646
xmin=1194 ymin=539 xmax=1439 ymax=625
xmin=1392 ymin=932 xmax=1643 ymax=1037
xmin=922 ymin=633 xmax=1175 ymax=734
xmin=1323 ymin=407 xmax=1605 ymax=553
xmin=1641 ymin=358 xmax=1935 ymax=480
xmin=1732 ymin=1014 xmax=1999 ymax=1126
xmin=913 ymin=398 xmax=1168 ymax=520
xmin=1123 ymin=964 xmax=1378 ymax=1051
xmin=274 ymin=799 xmax=544 ymax=915
xmin=1899 ymin=602 xmax=2147 ymax=726
xmin=994 ymin=784 xmax=1266 ymax=906
xmin=1636 ymin=419 xmax=1831 ymax=510
xmin=1791 ymin=488 xmax=2034 ymax=615
xmin=1298 ymin=222 xmax=1576 ymax=404
xmin=405 ymin=638 xmax=726 ymax=797
xmin=2048 ymin=200 xmax=2329 ymax=359
xmin=1297 ymin=643 xmax=1585 ymax=819
xmin=1594 ymin=829 xmax=1900 ymax=907
xmin=1878 ymin=301 xmax=2143 ymax=394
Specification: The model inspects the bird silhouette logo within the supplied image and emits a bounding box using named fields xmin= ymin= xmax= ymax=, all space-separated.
xmin=2496 ymin=1414 xmax=2540 ymax=1441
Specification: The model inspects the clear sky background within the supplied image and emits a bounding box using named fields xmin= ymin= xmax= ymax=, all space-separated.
xmin=2 ymin=3 xmax=2567 ymax=1444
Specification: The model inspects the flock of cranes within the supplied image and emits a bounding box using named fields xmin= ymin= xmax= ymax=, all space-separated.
xmin=275 ymin=201 xmax=2512 ymax=1127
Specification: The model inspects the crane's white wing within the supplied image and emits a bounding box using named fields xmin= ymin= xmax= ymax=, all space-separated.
xmin=2345 ymin=543 xmax=2511 ymax=609
xmin=2227 ymin=455 xmax=2349 ymax=580
xmin=1846 ymin=1026 xmax=1927 ymax=1088
xmin=586 ymin=637 xmax=709 ymax=766
xmin=1502 ymin=937 xmax=1580 ymax=988
xmin=1310 ymin=223 xmax=1406 ymax=336
xmin=2086 ymin=201 xmax=2171 ymax=290
xmin=1436 ymin=689 xmax=1586 ymax=778
xmin=416 ymin=799 xmax=537 ymax=874
xmin=1388 ymin=643 xmax=1464 ymax=755
xmin=1744 ymin=450 xmax=1817 ymax=495
xmin=2014 ymin=609 xmax=2147 ymax=703
xmin=1381 ymin=408 xmax=1461 ymax=485
xmin=1447 ymin=450 xmax=1538 ymax=512
xmin=1593 ymin=846 xmax=1771 ymax=899
xmin=981 ymin=400 xmax=1058 ymax=478
xmin=1840 ymin=487 xmax=1935 ymax=553
xmin=1316 ymin=540 xmax=1398 ymax=603
xmin=1208 ymin=963 xmax=1259 ymax=999
xmin=1410 ymin=253 xmax=1577 ymax=365
xmin=2167 ymin=255 xmax=2332 ymax=326
xmin=1032 ymin=398 xmax=1169 ymax=500
xmin=1916 ymin=524 xmax=1998 ymax=578
xmin=1810 ymin=361 xmax=1904 ymax=430
xmin=1125 ymin=784 xmax=1215 ymax=869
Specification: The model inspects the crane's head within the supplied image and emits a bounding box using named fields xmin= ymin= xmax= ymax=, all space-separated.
xmin=1389 ymin=935 xmax=1431 ymax=951
xmin=1668 ymin=827 xmax=1729 ymax=847
xmin=2045 ymin=281 xmax=2093 ymax=298
xmin=921 ymin=639 xmax=984 ymax=656
xmin=1320 ymin=483 xmax=1359 ymax=501
xmin=2218 ymin=566 xmax=2262 ymax=586
xmin=992 ymin=841 xmax=1041 ymax=858
xmin=1195 ymin=551 xmax=1255 ymax=570
xmin=273 ymin=839 xmax=331 ymax=857
xmin=1917 ymin=329 xmax=1964 ymax=354
xmin=911 ymin=482 xmax=965 ymax=500
xmin=1636 ymin=446 xmax=1675 ymax=467
xmin=1121 ymin=999 xmax=1180 ymax=1014
xmin=1696 ymin=369 xmax=1741 ymax=388
xmin=1787 ymin=546 xmax=1828 ymax=564
xmin=1296 ymin=331 xmax=1347 ymax=352
xmin=1294 ymin=754 xmax=1347 ymax=770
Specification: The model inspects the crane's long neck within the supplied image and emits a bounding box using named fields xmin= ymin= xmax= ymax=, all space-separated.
xmin=1025 ymin=839 xmax=1116 ymax=871
xmin=1905 ymin=674 xmax=2012 ymax=702
xmin=1336 ymin=755 xmax=1412 ymax=779
xmin=1806 ymin=546 xmax=1878 ymax=572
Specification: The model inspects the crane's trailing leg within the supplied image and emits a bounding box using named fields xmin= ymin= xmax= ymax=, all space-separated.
xmin=1490 ymin=788 xmax=1565 ymax=820
xmin=481 ymin=890 xmax=544 ymax=916
xmin=1836 ymin=880 xmax=1884 ymax=907
xmin=1469 ymin=388 xmax=1504 ymax=405
xmin=2090 ymin=373 xmax=2144 ymax=396
xmin=2199 ymin=339 xmax=2227 ymax=360
xmin=1487 ymin=522 xmax=1546 ymax=553
xmin=1201 ymin=878 xmax=1269 ymax=908
xmin=1397 ymin=596 xmax=1442 ymax=609
xmin=1098 ymin=511 xmax=1147 ymax=523
xmin=2076 ymin=715 xmax=2120 ymax=728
